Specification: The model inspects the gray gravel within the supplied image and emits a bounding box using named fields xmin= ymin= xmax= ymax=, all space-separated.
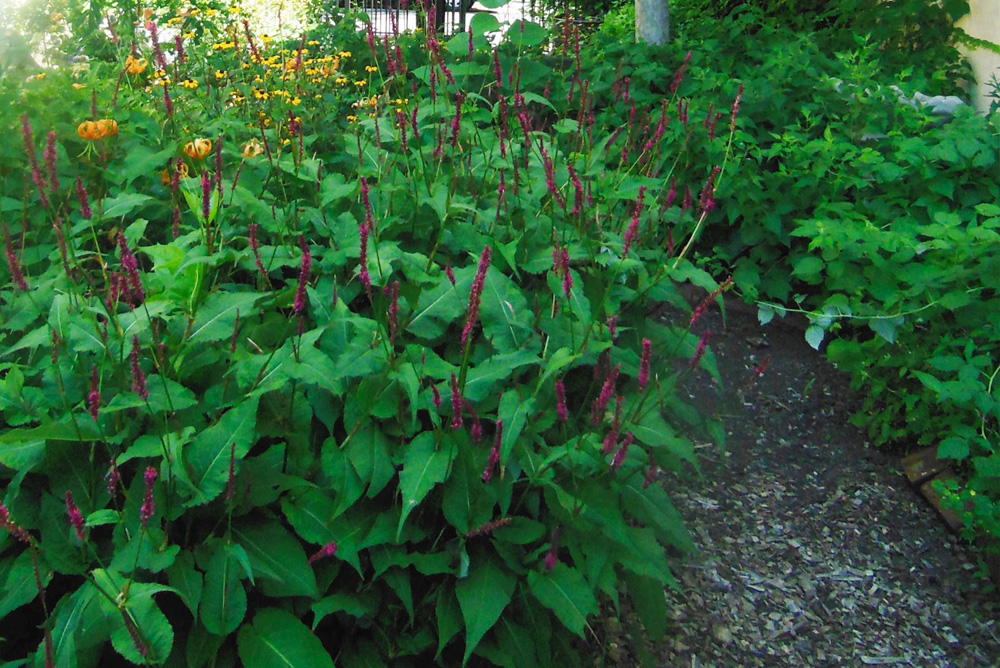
xmin=609 ymin=303 xmax=1000 ymax=667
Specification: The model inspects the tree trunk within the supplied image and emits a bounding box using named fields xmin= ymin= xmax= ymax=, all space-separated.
xmin=635 ymin=0 xmax=669 ymax=45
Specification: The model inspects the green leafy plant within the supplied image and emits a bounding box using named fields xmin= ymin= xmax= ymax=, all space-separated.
xmin=0 ymin=4 xmax=736 ymax=665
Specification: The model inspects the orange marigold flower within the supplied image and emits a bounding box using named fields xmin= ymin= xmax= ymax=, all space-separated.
xmin=183 ymin=138 xmax=212 ymax=160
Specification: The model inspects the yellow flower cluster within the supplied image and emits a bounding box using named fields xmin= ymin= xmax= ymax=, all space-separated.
xmin=179 ymin=79 xmax=199 ymax=90
xmin=212 ymin=41 xmax=237 ymax=51
xmin=242 ymin=139 xmax=263 ymax=158
xmin=78 ymin=119 xmax=118 ymax=141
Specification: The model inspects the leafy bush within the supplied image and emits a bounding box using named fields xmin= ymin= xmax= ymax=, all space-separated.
xmin=0 ymin=5 xmax=735 ymax=666
xmin=586 ymin=6 xmax=1000 ymax=571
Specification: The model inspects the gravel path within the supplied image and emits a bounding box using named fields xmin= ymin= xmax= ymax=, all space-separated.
xmin=628 ymin=302 xmax=1000 ymax=667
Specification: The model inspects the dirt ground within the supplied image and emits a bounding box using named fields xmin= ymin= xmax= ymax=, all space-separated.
xmin=600 ymin=300 xmax=1000 ymax=667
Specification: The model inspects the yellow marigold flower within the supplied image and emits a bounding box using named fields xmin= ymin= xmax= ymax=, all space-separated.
xmin=167 ymin=17 xmax=183 ymax=25
xmin=290 ymin=97 xmax=301 ymax=106
xmin=242 ymin=139 xmax=264 ymax=158
xmin=307 ymin=40 xmax=320 ymax=46
xmin=72 ymin=83 xmax=86 ymax=90
xmin=338 ymin=51 xmax=352 ymax=58
xmin=205 ymin=9 xmax=219 ymax=17
xmin=353 ymin=80 xmax=366 ymax=87
xmin=335 ymin=77 xmax=348 ymax=85
xmin=183 ymin=138 xmax=212 ymax=160
xmin=215 ymin=70 xmax=226 ymax=79
xmin=183 ymin=32 xmax=195 ymax=39
xmin=365 ymin=65 xmax=378 ymax=74
xmin=346 ymin=115 xmax=358 ymax=123
xmin=124 ymin=55 xmax=148 ymax=75
xmin=180 ymin=79 xmax=198 ymax=90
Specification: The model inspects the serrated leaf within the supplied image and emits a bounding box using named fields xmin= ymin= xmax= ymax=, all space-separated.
xmin=804 ymin=325 xmax=825 ymax=351
xmin=237 ymin=608 xmax=335 ymax=668
xmin=528 ymin=564 xmax=598 ymax=637
xmin=455 ymin=552 xmax=515 ymax=664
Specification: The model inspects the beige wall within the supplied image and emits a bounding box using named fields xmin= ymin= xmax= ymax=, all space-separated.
xmin=956 ymin=0 xmax=1000 ymax=113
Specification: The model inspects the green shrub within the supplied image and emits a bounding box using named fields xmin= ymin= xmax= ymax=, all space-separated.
xmin=0 ymin=6 xmax=733 ymax=665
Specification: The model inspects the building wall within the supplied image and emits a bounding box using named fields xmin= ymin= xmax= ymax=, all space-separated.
xmin=956 ymin=0 xmax=1000 ymax=113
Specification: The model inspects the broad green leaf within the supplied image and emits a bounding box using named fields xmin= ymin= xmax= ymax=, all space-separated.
xmin=470 ymin=11 xmax=501 ymax=34
xmin=200 ymin=543 xmax=247 ymax=636
xmin=312 ymin=592 xmax=377 ymax=629
xmin=463 ymin=350 xmax=539 ymax=402
xmin=0 ymin=551 xmax=51 ymax=619
xmin=455 ymin=551 xmax=515 ymax=664
xmin=186 ymin=398 xmax=259 ymax=506
xmin=506 ymin=20 xmax=549 ymax=47
xmin=435 ymin=585 xmax=462 ymax=659
xmin=100 ymin=192 xmax=153 ymax=219
xmin=110 ymin=587 xmax=175 ymax=664
xmin=630 ymin=411 xmax=696 ymax=465
xmin=528 ymin=564 xmax=597 ymax=637
xmin=188 ymin=291 xmax=264 ymax=344
xmin=621 ymin=481 xmax=693 ymax=553
xmin=623 ymin=572 xmax=668 ymax=640
xmin=237 ymin=608 xmax=335 ymax=668
xmin=480 ymin=267 xmax=532 ymax=354
xmin=233 ymin=523 xmax=318 ymax=598
xmin=397 ymin=432 xmax=451 ymax=537
xmin=167 ymin=552 xmax=203 ymax=617
xmin=346 ymin=421 xmax=396 ymax=499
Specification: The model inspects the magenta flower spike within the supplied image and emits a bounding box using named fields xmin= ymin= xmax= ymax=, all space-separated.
xmin=544 ymin=527 xmax=560 ymax=571
xmin=0 ymin=504 xmax=32 ymax=544
xmin=555 ymin=380 xmax=568 ymax=423
xmin=140 ymin=467 xmax=157 ymax=528
xmin=308 ymin=542 xmax=338 ymax=565
xmin=610 ymin=432 xmax=634 ymax=471
xmin=64 ymin=491 xmax=86 ymax=543
xmin=638 ymin=339 xmax=652 ymax=392
xmin=76 ymin=177 xmax=92 ymax=219
xmin=730 ymin=83 xmax=745 ymax=133
xmin=387 ymin=280 xmax=399 ymax=343
xmin=591 ymin=363 xmax=621 ymax=426
xmin=200 ymin=171 xmax=211 ymax=222
xmin=431 ymin=383 xmax=442 ymax=409
xmin=450 ymin=373 xmax=463 ymax=430
xmin=482 ymin=419 xmax=502 ymax=483
xmin=670 ymin=52 xmax=692 ymax=94
xmin=117 ymin=233 xmax=145 ymax=304
xmin=461 ymin=246 xmax=492 ymax=346
xmin=130 ymin=335 xmax=149 ymax=400
xmin=3 ymin=224 xmax=28 ymax=292
xmin=87 ymin=365 xmax=100 ymax=422
xmin=690 ymin=330 xmax=711 ymax=368
xmin=358 ymin=221 xmax=371 ymax=291
xmin=107 ymin=458 xmax=121 ymax=496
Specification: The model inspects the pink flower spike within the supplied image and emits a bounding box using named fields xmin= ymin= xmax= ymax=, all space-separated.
xmin=64 ymin=491 xmax=86 ymax=542
xmin=461 ymin=246 xmax=492 ymax=346
xmin=308 ymin=542 xmax=338 ymax=565
xmin=201 ymin=171 xmax=211 ymax=222
xmin=3 ymin=224 xmax=28 ymax=292
xmin=610 ymin=432 xmax=634 ymax=471
xmin=107 ymin=458 xmax=121 ymax=496
xmin=482 ymin=419 xmax=502 ymax=483
xmin=76 ymin=177 xmax=92 ymax=219
xmin=118 ymin=233 xmax=145 ymax=305
xmin=643 ymin=452 xmax=659 ymax=489
xmin=140 ymin=466 xmax=157 ymax=528
xmin=87 ymin=365 xmax=100 ymax=422
xmin=555 ymin=380 xmax=568 ymax=423
xmin=444 ymin=261 xmax=456 ymax=286
xmin=591 ymin=364 xmax=621 ymax=426
xmin=638 ymin=338 xmax=652 ymax=392
xmin=560 ymin=249 xmax=572 ymax=298
xmin=450 ymin=373 xmax=463 ymax=430
xmin=544 ymin=527 xmax=560 ymax=571
xmin=130 ymin=335 xmax=148 ymax=400
xmin=358 ymin=221 xmax=371 ymax=291
xmin=690 ymin=330 xmax=711 ymax=368
xmin=431 ymin=383 xmax=442 ymax=409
